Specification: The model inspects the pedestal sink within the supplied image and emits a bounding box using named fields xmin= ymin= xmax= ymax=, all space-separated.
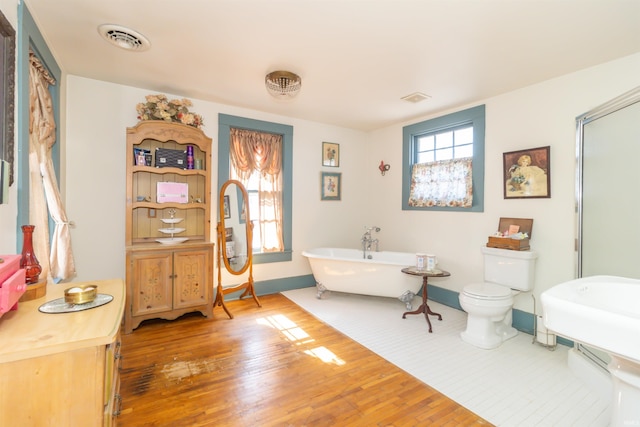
xmin=541 ymin=275 xmax=640 ymax=427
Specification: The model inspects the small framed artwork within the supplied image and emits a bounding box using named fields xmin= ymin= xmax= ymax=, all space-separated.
xmin=322 ymin=142 xmax=340 ymax=167
xmin=321 ymin=172 xmax=341 ymax=201
xmin=503 ymin=146 xmax=551 ymax=199
xmin=223 ymin=195 xmax=231 ymax=218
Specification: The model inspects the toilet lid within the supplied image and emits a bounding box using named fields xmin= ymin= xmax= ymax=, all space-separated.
xmin=463 ymin=282 xmax=512 ymax=299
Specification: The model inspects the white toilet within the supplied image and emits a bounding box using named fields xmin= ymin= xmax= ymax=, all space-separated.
xmin=459 ymin=246 xmax=538 ymax=349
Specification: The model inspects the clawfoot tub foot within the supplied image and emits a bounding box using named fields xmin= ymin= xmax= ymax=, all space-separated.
xmin=316 ymin=282 xmax=328 ymax=299
xmin=399 ymin=290 xmax=416 ymax=310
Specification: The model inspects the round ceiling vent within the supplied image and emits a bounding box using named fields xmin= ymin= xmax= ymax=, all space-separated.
xmin=98 ymin=24 xmax=150 ymax=52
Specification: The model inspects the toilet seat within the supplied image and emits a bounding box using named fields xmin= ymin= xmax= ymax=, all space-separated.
xmin=463 ymin=282 xmax=511 ymax=300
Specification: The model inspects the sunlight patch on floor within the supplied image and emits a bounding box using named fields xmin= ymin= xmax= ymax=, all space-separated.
xmin=257 ymin=313 xmax=345 ymax=365
xmin=304 ymin=346 xmax=346 ymax=365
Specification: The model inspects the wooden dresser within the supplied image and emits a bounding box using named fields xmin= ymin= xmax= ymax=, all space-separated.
xmin=0 ymin=279 xmax=125 ymax=426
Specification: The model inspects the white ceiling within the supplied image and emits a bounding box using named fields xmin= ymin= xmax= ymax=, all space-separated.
xmin=25 ymin=0 xmax=640 ymax=131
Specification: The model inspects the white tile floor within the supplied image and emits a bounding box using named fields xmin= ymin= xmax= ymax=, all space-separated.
xmin=282 ymin=288 xmax=612 ymax=427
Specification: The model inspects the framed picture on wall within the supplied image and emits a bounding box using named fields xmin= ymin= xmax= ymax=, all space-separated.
xmin=322 ymin=142 xmax=339 ymax=167
xmin=321 ymin=172 xmax=341 ymax=201
xmin=503 ymin=146 xmax=551 ymax=199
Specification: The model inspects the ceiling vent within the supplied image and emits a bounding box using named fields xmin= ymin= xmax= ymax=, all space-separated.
xmin=98 ymin=24 xmax=150 ymax=52
xmin=401 ymin=92 xmax=431 ymax=103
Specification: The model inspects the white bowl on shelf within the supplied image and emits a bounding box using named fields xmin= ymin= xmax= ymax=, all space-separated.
xmin=158 ymin=228 xmax=186 ymax=234
xmin=155 ymin=237 xmax=189 ymax=245
xmin=160 ymin=218 xmax=183 ymax=224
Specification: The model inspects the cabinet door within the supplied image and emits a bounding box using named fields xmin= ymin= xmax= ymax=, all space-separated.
xmin=131 ymin=252 xmax=173 ymax=316
xmin=173 ymin=249 xmax=210 ymax=309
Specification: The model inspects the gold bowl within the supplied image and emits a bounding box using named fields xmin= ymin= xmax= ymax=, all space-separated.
xmin=64 ymin=285 xmax=98 ymax=304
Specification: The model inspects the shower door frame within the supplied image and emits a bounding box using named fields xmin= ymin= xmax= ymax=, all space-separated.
xmin=575 ymin=86 xmax=640 ymax=369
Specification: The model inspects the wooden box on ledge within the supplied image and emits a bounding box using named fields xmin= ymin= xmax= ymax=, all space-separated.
xmin=486 ymin=217 xmax=533 ymax=251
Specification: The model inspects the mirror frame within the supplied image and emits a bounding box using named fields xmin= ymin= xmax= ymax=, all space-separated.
xmin=218 ymin=179 xmax=252 ymax=275
xmin=1 ymin=11 xmax=16 ymax=188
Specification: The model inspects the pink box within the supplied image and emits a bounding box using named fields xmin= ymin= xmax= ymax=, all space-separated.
xmin=0 ymin=255 xmax=26 ymax=317
xmin=157 ymin=182 xmax=188 ymax=203
xmin=0 ymin=255 xmax=21 ymax=283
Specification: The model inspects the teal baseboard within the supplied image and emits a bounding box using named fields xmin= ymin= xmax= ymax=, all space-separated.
xmin=427 ymin=284 xmax=462 ymax=311
xmin=220 ymin=274 xmax=315 ymax=300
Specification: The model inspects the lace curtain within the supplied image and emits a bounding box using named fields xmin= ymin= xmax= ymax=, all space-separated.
xmin=408 ymin=158 xmax=473 ymax=208
xmin=28 ymin=51 xmax=75 ymax=281
xmin=229 ymin=128 xmax=284 ymax=252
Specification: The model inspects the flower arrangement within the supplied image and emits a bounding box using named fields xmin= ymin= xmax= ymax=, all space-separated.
xmin=136 ymin=94 xmax=204 ymax=128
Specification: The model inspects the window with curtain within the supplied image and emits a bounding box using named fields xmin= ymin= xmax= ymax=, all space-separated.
xmin=27 ymin=51 xmax=75 ymax=281
xmin=229 ymin=127 xmax=284 ymax=252
xmin=218 ymin=114 xmax=293 ymax=264
xmin=17 ymin=4 xmax=73 ymax=281
xmin=402 ymin=105 xmax=485 ymax=212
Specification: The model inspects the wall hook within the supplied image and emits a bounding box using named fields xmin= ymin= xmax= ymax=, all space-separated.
xmin=379 ymin=161 xmax=391 ymax=176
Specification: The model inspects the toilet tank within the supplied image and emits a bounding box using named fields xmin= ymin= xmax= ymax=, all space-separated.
xmin=482 ymin=246 xmax=538 ymax=291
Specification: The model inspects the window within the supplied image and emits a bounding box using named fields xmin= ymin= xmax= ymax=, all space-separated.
xmin=229 ymin=128 xmax=283 ymax=252
xmin=218 ymin=114 xmax=293 ymax=264
xmin=415 ymin=125 xmax=474 ymax=163
xmin=402 ymin=105 xmax=485 ymax=212
xmin=17 ymin=4 xmax=61 ymax=249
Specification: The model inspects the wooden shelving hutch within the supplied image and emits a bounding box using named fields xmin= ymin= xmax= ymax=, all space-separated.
xmin=125 ymin=121 xmax=214 ymax=333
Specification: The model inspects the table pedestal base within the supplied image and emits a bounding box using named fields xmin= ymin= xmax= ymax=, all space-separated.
xmin=402 ymin=275 xmax=442 ymax=333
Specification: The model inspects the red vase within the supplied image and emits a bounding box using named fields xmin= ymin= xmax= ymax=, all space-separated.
xmin=20 ymin=225 xmax=42 ymax=285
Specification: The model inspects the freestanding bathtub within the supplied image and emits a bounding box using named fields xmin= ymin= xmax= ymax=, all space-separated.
xmin=301 ymin=247 xmax=421 ymax=309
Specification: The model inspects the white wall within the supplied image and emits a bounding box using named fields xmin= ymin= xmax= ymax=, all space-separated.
xmin=366 ymin=53 xmax=640 ymax=312
xmin=64 ymin=77 xmax=369 ymax=283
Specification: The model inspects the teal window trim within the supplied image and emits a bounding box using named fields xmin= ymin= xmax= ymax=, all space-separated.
xmin=217 ymin=113 xmax=293 ymax=264
xmin=402 ymin=105 xmax=485 ymax=212
xmin=16 ymin=3 xmax=61 ymax=251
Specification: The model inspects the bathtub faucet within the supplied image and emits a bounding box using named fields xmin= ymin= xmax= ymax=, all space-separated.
xmin=361 ymin=226 xmax=381 ymax=258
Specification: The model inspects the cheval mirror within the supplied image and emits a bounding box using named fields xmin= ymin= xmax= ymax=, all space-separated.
xmin=214 ymin=179 xmax=261 ymax=318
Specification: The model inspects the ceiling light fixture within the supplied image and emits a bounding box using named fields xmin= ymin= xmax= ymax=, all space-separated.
xmin=401 ymin=92 xmax=431 ymax=103
xmin=265 ymin=71 xmax=302 ymax=99
xmin=98 ymin=24 xmax=151 ymax=52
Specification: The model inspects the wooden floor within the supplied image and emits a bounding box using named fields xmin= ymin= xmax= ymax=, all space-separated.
xmin=118 ymin=293 xmax=492 ymax=426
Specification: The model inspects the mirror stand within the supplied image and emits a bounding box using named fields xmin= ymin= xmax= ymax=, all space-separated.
xmin=214 ymin=179 xmax=261 ymax=319
xmin=213 ymin=223 xmax=261 ymax=318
